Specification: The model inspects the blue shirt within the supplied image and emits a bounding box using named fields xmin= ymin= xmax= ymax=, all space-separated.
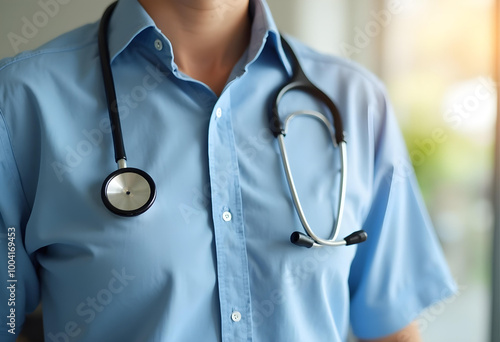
xmin=0 ymin=0 xmax=456 ymax=341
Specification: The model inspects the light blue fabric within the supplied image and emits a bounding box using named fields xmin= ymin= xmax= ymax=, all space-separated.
xmin=0 ymin=0 xmax=456 ymax=341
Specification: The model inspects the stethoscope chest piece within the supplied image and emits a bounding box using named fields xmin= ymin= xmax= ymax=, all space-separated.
xmin=101 ymin=168 xmax=156 ymax=216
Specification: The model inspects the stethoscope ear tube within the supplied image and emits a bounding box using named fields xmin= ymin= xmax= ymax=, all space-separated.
xmin=272 ymin=37 xmax=345 ymax=145
xmin=278 ymin=124 xmax=367 ymax=248
xmin=272 ymin=36 xmax=368 ymax=248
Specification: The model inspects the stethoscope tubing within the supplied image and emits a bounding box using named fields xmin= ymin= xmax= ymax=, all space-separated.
xmin=98 ymin=1 xmax=126 ymax=165
xmin=272 ymin=37 xmax=366 ymax=248
xmin=278 ymin=111 xmax=347 ymax=247
xmin=98 ymin=1 xmax=156 ymax=217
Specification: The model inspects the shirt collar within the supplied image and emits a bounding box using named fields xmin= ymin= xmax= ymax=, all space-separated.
xmin=105 ymin=0 xmax=292 ymax=75
xmin=107 ymin=0 xmax=157 ymax=63
xmin=246 ymin=0 xmax=292 ymax=75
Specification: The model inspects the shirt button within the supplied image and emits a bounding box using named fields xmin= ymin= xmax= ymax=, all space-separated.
xmin=222 ymin=211 xmax=232 ymax=222
xmin=231 ymin=311 xmax=242 ymax=322
xmin=154 ymin=39 xmax=163 ymax=51
xmin=216 ymin=107 xmax=222 ymax=118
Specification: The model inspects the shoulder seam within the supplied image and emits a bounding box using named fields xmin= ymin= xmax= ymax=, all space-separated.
xmin=287 ymin=38 xmax=386 ymax=92
xmin=306 ymin=51 xmax=384 ymax=89
xmin=0 ymin=40 xmax=96 ymax=72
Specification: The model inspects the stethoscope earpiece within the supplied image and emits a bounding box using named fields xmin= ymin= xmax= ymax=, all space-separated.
xmin=291 ymin=230 xmax=368 ymax=248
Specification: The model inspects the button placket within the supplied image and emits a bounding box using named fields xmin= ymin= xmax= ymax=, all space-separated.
xmin=208 ymin=94 xmax=253 ymax=340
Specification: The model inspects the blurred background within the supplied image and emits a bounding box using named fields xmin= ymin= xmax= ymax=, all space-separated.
xmin=273 ymin=1 xmax=498 ymax=341
xmin=0 ymin=0 xmax=497 ymax=341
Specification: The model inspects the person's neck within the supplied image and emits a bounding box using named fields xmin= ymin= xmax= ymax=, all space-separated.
xmin=139 ymin=0 xmax=251 ymax=96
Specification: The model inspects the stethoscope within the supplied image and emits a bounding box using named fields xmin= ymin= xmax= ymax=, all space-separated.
xmin=98 ymin=1 xmax=367 ymax=248
xmin=99 ymin=1 xmax=156 ymax=217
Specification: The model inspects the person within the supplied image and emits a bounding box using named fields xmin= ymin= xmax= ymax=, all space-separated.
xmin=0 ymin=0 xmax=456 ymax=341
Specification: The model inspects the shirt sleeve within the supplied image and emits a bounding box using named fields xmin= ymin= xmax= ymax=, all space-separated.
xmin=348 ymin=87 xmax=457 ymax=339
xmin=0 ymin=108 xmax=40 ymax=341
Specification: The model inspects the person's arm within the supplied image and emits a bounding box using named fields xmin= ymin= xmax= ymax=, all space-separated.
xmin=0 ymin=107 xmax=40 ymax=341
xmin=347 ymin=82 xmax=455 ymax=339
xmin=359 ymin=323 xmax=422 ymax=342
